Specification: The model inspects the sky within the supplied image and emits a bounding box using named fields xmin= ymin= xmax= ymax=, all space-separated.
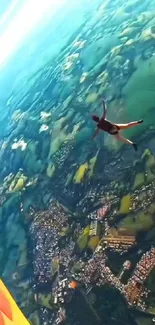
xmin=0 ymin=0 xmax=66 ymax=67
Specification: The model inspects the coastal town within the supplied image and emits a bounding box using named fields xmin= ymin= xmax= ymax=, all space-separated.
xmin=29 ymin=196 xmax=155 ymax=325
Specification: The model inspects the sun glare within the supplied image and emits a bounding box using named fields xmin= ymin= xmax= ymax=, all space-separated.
xmin=0 ymin=0 xmax=66 ymax=66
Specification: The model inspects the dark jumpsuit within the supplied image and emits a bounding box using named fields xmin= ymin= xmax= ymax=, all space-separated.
xmin=97 ymin=118 xmax=120 ymax=135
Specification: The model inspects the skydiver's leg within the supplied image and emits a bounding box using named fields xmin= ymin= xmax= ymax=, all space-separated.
xmin=114 ymin=120 xmax=143 ymax=130
xmin=114 ymin=133 xmax=137 ymax=151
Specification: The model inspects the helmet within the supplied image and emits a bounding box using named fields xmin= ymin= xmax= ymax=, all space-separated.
xmin=92 ymin=115 xmax=99 ymax=123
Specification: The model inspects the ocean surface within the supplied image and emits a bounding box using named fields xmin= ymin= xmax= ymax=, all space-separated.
xmin=0 ymin=1 xmax=155 ymax=325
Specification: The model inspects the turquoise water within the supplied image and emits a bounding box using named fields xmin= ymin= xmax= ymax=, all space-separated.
xmin=1 ymin=0 xmax=155 ymax=324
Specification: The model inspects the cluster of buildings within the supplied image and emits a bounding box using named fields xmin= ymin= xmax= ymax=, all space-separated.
xmin=80 ymin=223 xmax=155 ymax=313
xmin=102 ymin=228 xmax=136 ymax=253
xmin=31 ymin=200 xmax=155 ymax=322
xmin=124 ymin=247 xmax=155 ymax=310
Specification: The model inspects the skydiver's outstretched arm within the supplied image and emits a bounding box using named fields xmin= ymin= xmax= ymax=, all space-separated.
xmin=101 ymin=98 xmax=107 ymax=119
xmin=93 ymin=128 xmax=100 ymax=139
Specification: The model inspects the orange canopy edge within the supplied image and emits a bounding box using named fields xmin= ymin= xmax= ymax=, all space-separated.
xmin=0 ymin=279 xmax=30 ymax=325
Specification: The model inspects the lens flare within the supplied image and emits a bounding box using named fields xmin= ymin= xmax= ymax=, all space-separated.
xmin=0 ymin=0 xmax=66 ymax=66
